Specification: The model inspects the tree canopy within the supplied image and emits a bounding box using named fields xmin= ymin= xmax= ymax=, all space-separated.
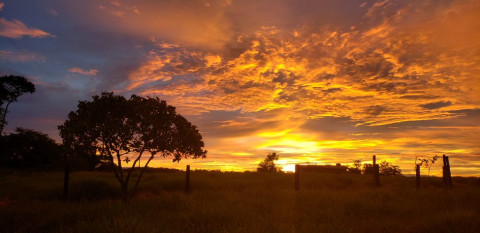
xmin=257 ymin=152 xmax=280 ymax=172
xmin=0 ymin=75 xmax=35 ymax=135
xmin=348 ymin=160 xmax=362 ymax=174
xmin=58 ymin=92 xmax=207 ymax=202
xmin=379 ymin=161 xmax=402 ymax=176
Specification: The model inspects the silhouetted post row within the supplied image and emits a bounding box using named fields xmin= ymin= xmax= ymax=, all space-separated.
xmin=416 ymin=164 xmax=420 ymax=191
xmin=295 ymin=164 xmax=300 ymax=191
xmin=186 ymin=165 xmax=191 ymax=194
xmin=373 ymin=155 xmax=380 ymax=187
xmin=63 ymin=165 xmax=69 ymax=200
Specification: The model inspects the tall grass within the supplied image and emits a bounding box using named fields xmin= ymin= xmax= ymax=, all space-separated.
xmin=0 ymin=170 xmax=478 ymax=232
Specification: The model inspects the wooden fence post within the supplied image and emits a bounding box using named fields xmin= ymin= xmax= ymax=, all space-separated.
xmin=416 ymin=164 xmax=420 ymax=191
xmin=185 ymin=165 xmax=191 ymax=194
xmin=63 ymin=165 xmax=69 ymax=200
xmin=442 ymin=155 xmax=447 ymax=185
xmin=443 ymin=155 xmax=453 ymax=188
xmin=373 ymin=155 xmax=380 ymax=187
xmin=448 ymin=156 xmax=453 ymax=187
xmin=295 ymin=164 xmax=300 ymax=191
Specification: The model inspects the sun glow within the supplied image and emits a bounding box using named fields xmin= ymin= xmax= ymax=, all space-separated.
xmin=258 ymin=137 xmax=321 ymax=154
xmin=280 ymin=163 xmax=296 ymax=172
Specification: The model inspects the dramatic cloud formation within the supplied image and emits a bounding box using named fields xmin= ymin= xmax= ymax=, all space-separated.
xmin=1 ymin=0 xmax=479 ymax=175
xmin=124 ymin=0 xmax=480 ymax=174
xmin=128 ymin=0 xmax=480 ymax=124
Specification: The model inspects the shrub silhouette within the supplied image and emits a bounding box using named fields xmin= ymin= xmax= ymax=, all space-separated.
xmin=257 ymin=152 xmax=280 ymax=172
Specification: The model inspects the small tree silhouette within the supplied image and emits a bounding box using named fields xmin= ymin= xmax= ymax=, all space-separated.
xmin=348 ymin=160 xmax=362 ymax=174
xmin=379 ymin=160 xmax=402 ymax=176
xmin=257 ymin=152 xmax=280 ymax=172
xmin=59 ymin=92 xmax=207 ymax=202
xmin=415 ymin=155 xmax=438 ymax=176
xmin=362 ymin=163 xmax=374 ymax=174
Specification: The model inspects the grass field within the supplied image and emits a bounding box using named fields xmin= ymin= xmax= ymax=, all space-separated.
xmin=0 ymin=169 xmax=479 ymax=233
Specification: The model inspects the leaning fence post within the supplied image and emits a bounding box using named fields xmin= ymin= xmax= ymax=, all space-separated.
xmin=185 ymin=165 xmax=191 ymax=194
xmin=295 ymin=164 xmax=300 ymax=191
xmin=416 ymin=164 xmax=420 ymax=191
xmin=63 ymin=165 xmax=69 ymax=200
xmin=373 ymin=155 xmax=380 ymax=187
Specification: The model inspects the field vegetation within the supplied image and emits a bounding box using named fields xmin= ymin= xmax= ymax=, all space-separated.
xmin=0 ymin=169 xmax=479 ymax=233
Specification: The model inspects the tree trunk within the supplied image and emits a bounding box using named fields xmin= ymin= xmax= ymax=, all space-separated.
xmin=130 ymin=153 xmax=155 ymax=199
xmin=121 ymin=182 xmax=129 ymax=203
xmin=0 ymin=101 xmax=12 ymax=135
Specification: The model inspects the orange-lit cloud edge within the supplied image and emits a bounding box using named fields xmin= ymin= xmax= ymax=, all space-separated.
xmin=111 ymin=0 xmax=480 ymax=176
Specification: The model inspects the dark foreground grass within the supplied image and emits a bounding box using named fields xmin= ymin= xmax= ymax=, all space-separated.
xmin=0 ymin=170 xmax=479 ymax=233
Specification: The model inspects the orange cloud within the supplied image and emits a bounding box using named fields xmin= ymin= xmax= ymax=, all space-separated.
xmin=132 ymin=15 xmax=478 ymax=125
xmin=94 ymin=0 xmax=232 ymax=50
xmin=0 ymin=18 xmax=53 ymax=39
xmin=69 ymin=67 xmax=98 ymax=76
xmin=115 ymin=0 xmax=480 ymax=175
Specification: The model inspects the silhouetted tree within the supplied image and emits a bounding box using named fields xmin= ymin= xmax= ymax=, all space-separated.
xmin=0 ymin=128 xmax=62 ymax=169
xmin=362 ymin=163 xmax=374 ymax=175
xmin=415 ymin=155 xmax=439 ymax=176
xmin=65 ymin=142 xmax=102 ymax=171
xmin=257 ymin=152 xmax=280 ymax=172
xmin=0 ymin=75 xmax=35 ymax=135
xmin=379 ymin=161 xmax=402 ymax=176
xmin=348 ymin=160 xmax=362 ymax=174
xmin=59 ymin=92 xmax=207 ymax=202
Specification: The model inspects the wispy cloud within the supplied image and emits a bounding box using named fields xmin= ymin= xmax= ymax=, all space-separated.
xmin=0 ymin=50 xmax=45 ymax=62
xmin=69 ymin=67 xmax=98 ymax=76
xmin=48 ymin=9 xmax=58 ymax=16
xmin=0 ymin=18 xmax=54 ymax=39
xmin=420 ymin=101 xmax=452 ymax=110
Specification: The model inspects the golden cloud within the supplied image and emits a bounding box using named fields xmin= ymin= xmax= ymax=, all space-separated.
xmin=115 ymin=0 xmax=480 ymax=174
xmin=69 ymin=67 xmax=99 ymax=76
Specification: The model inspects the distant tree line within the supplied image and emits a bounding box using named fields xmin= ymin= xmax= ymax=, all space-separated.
xmin=256 ymin=155 xmax=402 ymax=176
xmin=348 ymin=160 xmax=402 ymax=176
xmin=0 ymin=128 xmax=63 ymax=170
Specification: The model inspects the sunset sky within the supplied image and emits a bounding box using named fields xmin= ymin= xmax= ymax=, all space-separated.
xmin=1 ymin=0 xmax=479 ymax=176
